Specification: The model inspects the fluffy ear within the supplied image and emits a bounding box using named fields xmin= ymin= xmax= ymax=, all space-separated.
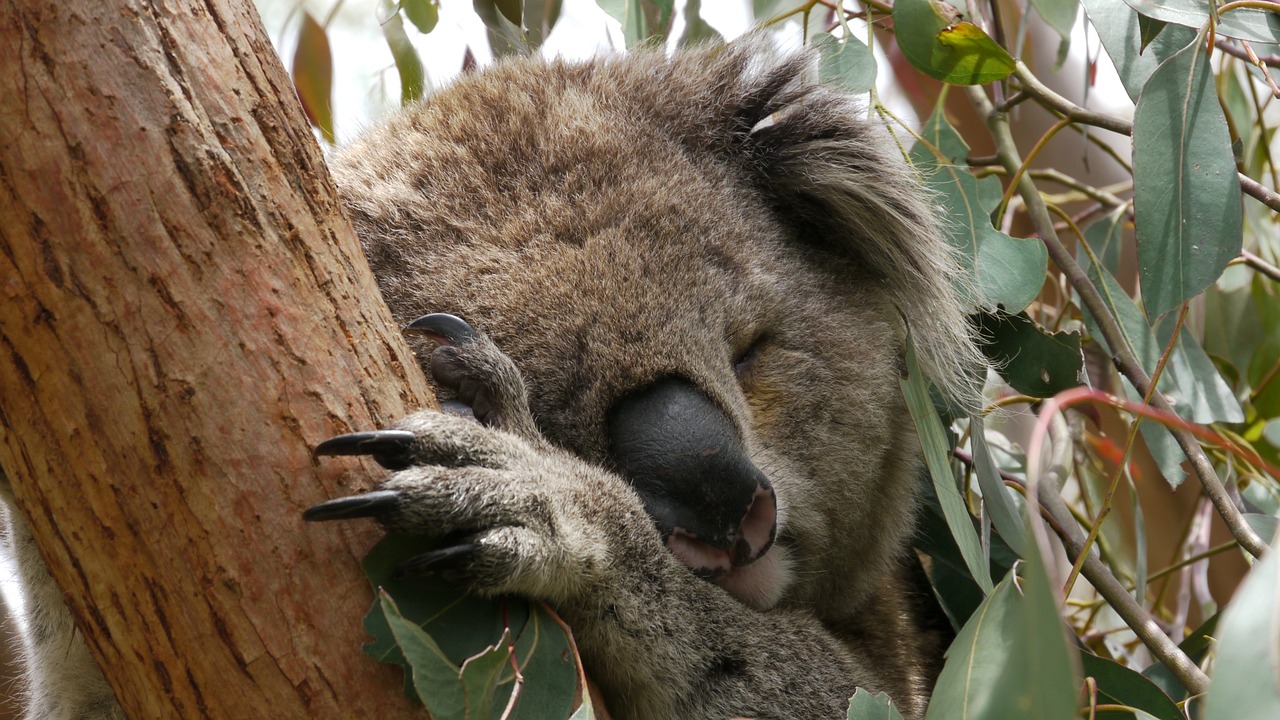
xmin=674 ymin=39 xmax=985 ymax=406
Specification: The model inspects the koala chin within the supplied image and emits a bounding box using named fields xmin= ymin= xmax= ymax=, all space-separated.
xmin=3 ymin=35 xmax=983 ymax=720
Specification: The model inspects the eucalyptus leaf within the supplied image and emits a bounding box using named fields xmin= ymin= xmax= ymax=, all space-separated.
xmin=911 ymin=108 xmax=1047 ymax=312
xmin=971 ymin=416 xmax=1028 ymax=557
xmin=473 ymin=0 xmax=533 ymax=56
xmin=903 ymin=344 xmax=993 ymax=593
xmin=677 ymin=0 xmax=723 ymax=48
xmin=1079 ymin=652 xmax=1183 ymax=720
xmin=1203 ymin=543 xmax=1280 ymax=720
xmin=401 ymin=0 xmax=440 ymax=34
xmin=1133 ymin=36 xmax=1243 ymax=319
xmin=1080 ymin=0 xmax=1195 ymax=102
xmin=923 ymin=534 xmax=1077 ymax=719
xmin=812 ymin=32 xmax=877 ymax=94
xmin=848 ymin=688 xmax=905 ymax=720
xmin=893 ymin=0 xmax=1015 ymax=85
xmin=1028 ymin=0 xmax=1078 ymax=41
xmin=1122 ymin=0 xmax=1280 ymax=45
xmin=378 ymin=592 xmax=469 ymax=715
xmin=974 ymin=311 xmax=1083 ymax=398
xmin=380 ymin=9 xmax=426 ymax=105
xmin=360 ymin=535 xmax=579 ymax=717
xmin=291 ymin=12 xmax=335 ymax=143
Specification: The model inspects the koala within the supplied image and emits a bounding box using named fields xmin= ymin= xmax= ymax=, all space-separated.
xmin=1 ymin=36 xmax=982 ymax=720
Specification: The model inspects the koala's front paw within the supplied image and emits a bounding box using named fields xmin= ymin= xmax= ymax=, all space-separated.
xmin=402 ymin=313 xmax=540 ymax=442
xmin=307 ymin=411 xmax=607 ymax=601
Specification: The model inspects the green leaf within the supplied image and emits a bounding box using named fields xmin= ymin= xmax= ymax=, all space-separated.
xmin=893 ymin=0 xmax=1016 ymax=85
xmin=1137 ymin=14 xmax=1165 ymax=52
xmin=812 ymin=32 xmax=877 ymax=94
xmin=522 ymin=0 xmax=563 ymax=48
xmin=596 ymin=0 xmax=672 ymax=47
xmin=380 ymin=9 xmax=426 ymax=105
xmin=360 ymin=535 xmax=579 ymax=717
xmin=677 ymin=0 xmax=723 ymax=48
xmin=401 ymin=0 xmax=440 ymax=34
xmin=1203 ymin=541 xmax=1280 ymax=720
xmin=459 ymin=632 xmax=513 ymax=720
xmin=923 ymin=533 xmax=1078 ymax=720
xmin=1122 ymin=0 xmax=1280 ymax=45
xmin=1133 ymin=37 xmax=1243 ymax=319
xmin=1028 ymin=0 xmax=1078 ymax=41
xmin=1079 ymin=653 xmax=1183 ymax=720
xmin=291 ymin=12 xmax=335 ymax=144
xmin=910 ymin=108 xmax=1047 ymax=313
xmin=971 ymin=416 xmax=1028 ymax=557
xmin=903 ymin=343 xmax=993 ymax=593
xmin=1141 ymin=614 xmax=1217 ymax=700
xmin=378 ymin=592 xmax=469 ymax=715
xmin=848 ymin=688 xmax=906 ymax=720
xmin=1080 ymin=0 xmax=1195 ymax=102
xmin=1152 ymin=312 xmax=1244 ymax=424
xmin=974 ymin=311 xmax=1083 ymax=398
xmin=473 ymin=0 xmax=534 ymax=56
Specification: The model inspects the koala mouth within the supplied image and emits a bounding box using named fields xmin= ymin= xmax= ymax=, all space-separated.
xmin=662 ymin=485 xmax=782 ymax=610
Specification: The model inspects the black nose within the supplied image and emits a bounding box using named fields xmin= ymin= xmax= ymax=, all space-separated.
xmin=607 ymin=377 xmax=777 ymax=578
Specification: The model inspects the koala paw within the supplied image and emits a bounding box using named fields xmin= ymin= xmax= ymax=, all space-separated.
xmin=402 ymin=313 xmax=540 ymax=441
xmin=306 ymin=315 xmax=643 ymax=602
xmin=307 ymin=411 xmax=607 ymax=600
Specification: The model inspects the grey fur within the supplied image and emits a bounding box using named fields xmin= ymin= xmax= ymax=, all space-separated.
xmin=3 ymin=38 xmax=980 ymax=720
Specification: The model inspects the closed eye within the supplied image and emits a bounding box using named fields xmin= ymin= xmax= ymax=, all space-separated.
xmin=733 ymin=335 xmax=767 ymax=384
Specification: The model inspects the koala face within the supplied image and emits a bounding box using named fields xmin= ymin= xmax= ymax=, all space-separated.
xmin=330 ymin=41 xmax=978 ymax=619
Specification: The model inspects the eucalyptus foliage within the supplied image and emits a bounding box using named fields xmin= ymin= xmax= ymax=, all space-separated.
xmin=282 ymin=0 xmax=1280 ymax=717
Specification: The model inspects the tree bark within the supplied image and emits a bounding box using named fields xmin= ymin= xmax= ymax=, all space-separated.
xmin=0 ymin=0 xmax=434 ymax=717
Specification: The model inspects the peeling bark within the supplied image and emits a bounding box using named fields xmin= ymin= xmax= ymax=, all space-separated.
xmin=0 ymin=0 xmax=433 ymax=716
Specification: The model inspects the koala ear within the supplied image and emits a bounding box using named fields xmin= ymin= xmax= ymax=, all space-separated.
xmin=677 ymin=38 xmax=985 ymax=406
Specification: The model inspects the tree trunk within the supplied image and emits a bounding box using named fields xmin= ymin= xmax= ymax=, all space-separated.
xmin=0 ymin=0 xmax=434 ymax=717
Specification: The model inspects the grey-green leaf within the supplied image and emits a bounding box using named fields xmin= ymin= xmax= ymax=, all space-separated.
xmin=1122 ymin=0 xmax=1280 ymax=45
xmin=379 ymin=592 xmax=469 ymax=716
xmin=676 ymin=0 xmax=723 ymax=48
xmin=1080 ymin=0 xmax=1195 ymax=102
xmin=911 ymin=108 xmax=1047 ymax=313
xmin=1203 ymin=536 xmax=1280 ymax=720
xmin=902 ymin=343 xmax=993 ymax=593
xmin=1133 ymin=37 xmax=1243 ymax=320
xmin=1029 ymin=0 xmax=1078 ymax=41
xmin=923 ymin=532 xmax=1078 ymax=720
xmin=971 ymin=416 xmax=1028 ymax=557
xmin=812 ymin=32 xmax=877 ymax=95
xmin=848 ymin=688 xmax=906 ymax=720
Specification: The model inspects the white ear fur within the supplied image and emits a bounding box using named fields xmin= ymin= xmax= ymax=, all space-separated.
xmin=694 ymin=37 xmax=986 ymax=406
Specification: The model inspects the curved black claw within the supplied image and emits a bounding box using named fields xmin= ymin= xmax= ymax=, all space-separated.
xmin=392 ymin=543 xmax=479 ymax=578
xmin=315 ymin=430 xmax=417 ymax=470
xmin=403 ymin=313 xmax=478 ymax=346
xmin=303 ymin=490 xmax=401 ymax=522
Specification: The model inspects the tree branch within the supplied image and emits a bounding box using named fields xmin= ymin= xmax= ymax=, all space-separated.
xmin=964 ymin=85 xmax=1269 ymax=560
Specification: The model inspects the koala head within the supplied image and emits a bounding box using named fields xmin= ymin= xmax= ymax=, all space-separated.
xmin=330 ymin=38 xmax=982 ymax=616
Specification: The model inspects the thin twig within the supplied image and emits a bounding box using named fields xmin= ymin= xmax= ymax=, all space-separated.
xmin=1033 ymin=416 xmax=1212 ymax=695
xmin=1215 ymin=37 xmax=1280 ymax=66
xmin=965 ymin=85 xmax=1269 ymax=560
xmin=1242 ymin=249 xmax=1280 ymax=282
xmin=1238 ymin=171 xmax=1280 ymax=211
xmin=1013 ymin=62 xmax=1134 ymax=136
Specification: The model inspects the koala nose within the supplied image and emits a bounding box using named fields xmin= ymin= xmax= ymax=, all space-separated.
xmin=607 ymin=377 xmax=777 ymax=578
